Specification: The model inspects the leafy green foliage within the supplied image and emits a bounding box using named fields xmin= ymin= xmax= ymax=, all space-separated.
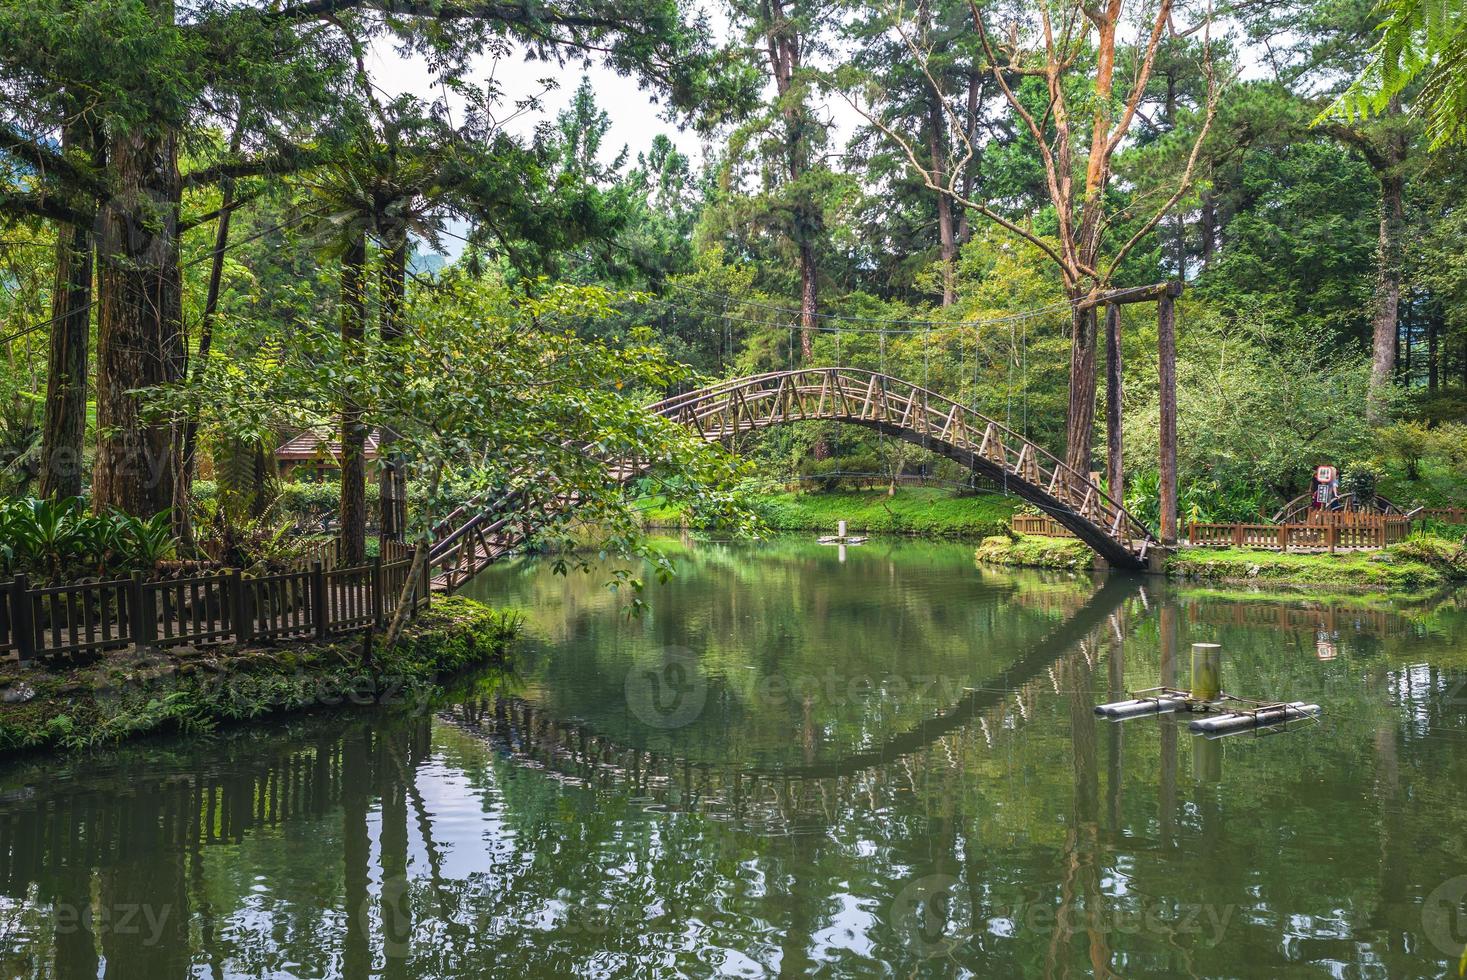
xmin=1123 ymin=305 xmax=1381 ymax=501
xmin=150 ymin=279 xmax=756 ymax=589
xmin=1327 ymin=0 xmax=1467 ymax=148
xmin=0 ymin=498 xmax=178 ymax=580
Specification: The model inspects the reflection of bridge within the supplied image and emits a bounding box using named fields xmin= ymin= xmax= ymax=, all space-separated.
xmin=427 ymin=369 xmax=1158 ymax=589
xmin=439 ymin=577 xmax=1138 ymax=827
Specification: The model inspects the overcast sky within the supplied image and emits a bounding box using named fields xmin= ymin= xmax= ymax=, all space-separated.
xmin=365 ymin=10 xmax=879 ymax=260
xmin=367 ymin=11 xmax=1260 ymax=261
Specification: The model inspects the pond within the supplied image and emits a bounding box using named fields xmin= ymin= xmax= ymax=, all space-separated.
xmin=1 ymin=534 xmax=1465 ymax=977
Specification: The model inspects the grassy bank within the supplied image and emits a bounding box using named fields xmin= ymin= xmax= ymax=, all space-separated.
xmin=644 ymin=487 xmax=1019 ymax=539
xmin=1162 ymin=536 xmax=1467 ymax=596
xmin=974 ymin=534 xmax=1097 ymax=571
xmin=0 ymin=595 xmax=520 ymax=755
xmin=976 ymin=531 xmax=1467 ymax=597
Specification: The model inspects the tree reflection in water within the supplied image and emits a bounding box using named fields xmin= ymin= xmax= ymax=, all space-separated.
xmin=0 ymin=538 xmax=1461 ymax=977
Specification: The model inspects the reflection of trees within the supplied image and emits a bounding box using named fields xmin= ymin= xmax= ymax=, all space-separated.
xmin=0 ymin=574 xmax=1463 ymax=976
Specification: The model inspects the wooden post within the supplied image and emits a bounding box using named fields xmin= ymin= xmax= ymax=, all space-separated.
xmin=1233 ymin=524 xmax=1244 ymax=548
xmin=1278 ymin=526 xmax=1287 ymax=552
xmin=230 ymin=569 xmax=253 ymax=644
xmin=1158 ymin=284 xmax=1180 ymax=545
xmin=311 ymin=561 xmax=328 ymax=641
xmin=11 ymin=575 xmax=34 ymax=662
xmin=1328 ymin=523 xmax=1338 ymax=554
xmin=1104 ymin=303 xmax=1124 ymax=505
xmin=370 ymin=554 xmax=384 ymax=628
xmin=419 ymin=546 xmax=431 ymax=610
xmin=130 ymin=571 xmax=156 ymax=651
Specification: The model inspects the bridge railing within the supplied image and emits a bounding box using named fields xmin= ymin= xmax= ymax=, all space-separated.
xmin=423 ymin=367 xmax=1161 ymax=588
xmin=656 ymin=369 xmax=1156 ymax=553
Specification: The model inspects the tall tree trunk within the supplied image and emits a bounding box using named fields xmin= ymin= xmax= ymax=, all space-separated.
xmin=38 ymin=128 xmax=94 ymax=501
xmin=956 ymin=71 xmax=982 ymax=247
xmin=378 ymin=231 xmax=408 ymax=546
xmin=1400 ymin=293 xmax=1412 ymax=384
xmin=1064 ymin=303 xmax=1100 ymax=479
xmin=1369 ymin=170 xmax=1405 ymax=420
xmin=93 ymin=116 xmax=184 ymax=517
xmin=1104 ymin=304 xmax=1123 ymax=504
xmin=1427 ymin=305 xmax=1439 ymax=392
xmin=927 ymin=96 xmax=957 ymax=306
xmin=799 ymin=241 xmax=816 ymax=363
xmin=800 ymin=240 xmax=829 ymax=459
xmin=934 ymin=188 xmax=957 ymax=306
xmin=339 ymin=232 xmax=368 ymax=565
xmin=177 ymin=114 xmax=246 ymax=545
xmin=800 ymin=239 xmax=831 ymax=462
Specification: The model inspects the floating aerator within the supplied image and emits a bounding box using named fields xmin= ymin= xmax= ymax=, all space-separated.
xmin=1094 ymin=694 xmax=1190 ymax=719
xmin=1092 ymin=641 xmax=1323 ymax=739
xmin=1188 ymin=702 xmax=1322 ymax=736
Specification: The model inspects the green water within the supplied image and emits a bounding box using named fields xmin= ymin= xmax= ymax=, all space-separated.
xmin=2 ymin=535 xmax=1466 ymax=978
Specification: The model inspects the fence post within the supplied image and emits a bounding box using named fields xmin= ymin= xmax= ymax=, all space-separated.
xmin=1232 ymin=525 xmax=1244 ymax=548
xmin=311 ymin=561 xmax=328 ymax=641
xmin=130 ymin=571 xmax=156 ymax=651
xmin=371 ymin=554 xmax=384 ymax=628
xmin=1328 ymin=523 xmax=1337 ymax=554
xmin=1278 ymin=525 xmax=1287 ymax=552
xmin=11 ymin=575 xmax=34 ymax=662
xmin=418 ymin=546 xmax=431 ymax=611
xmin=231 ymin=570 xmax=253 ymax=645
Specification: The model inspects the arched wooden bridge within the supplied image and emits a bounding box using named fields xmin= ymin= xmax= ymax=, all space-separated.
xmin=427 ymin=368 xmax=1158 ymax=589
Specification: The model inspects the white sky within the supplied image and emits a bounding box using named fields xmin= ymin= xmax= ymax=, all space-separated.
xmin=367 ymin=24 xmax=865 ymax=259
xmin=368 ymin=44 xmax=717 ymax=163
xmin=367 ymin=12 xmax=1264 ymax=262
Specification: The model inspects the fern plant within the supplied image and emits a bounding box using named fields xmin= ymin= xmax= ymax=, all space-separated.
xmin=1325 ymin=0 xmax=1467 ymax=148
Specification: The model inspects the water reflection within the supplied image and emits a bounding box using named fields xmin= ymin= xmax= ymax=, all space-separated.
xmin=0 ymin=537 xmax=1461 ymax=977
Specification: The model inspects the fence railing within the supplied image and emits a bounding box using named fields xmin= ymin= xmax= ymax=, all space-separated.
xmin=1013 ymin=510 xmax=1419 ymax=551
xmin=1011 ymin=514 xmax=1076 ymax=538
xmin=1420 ymin=506 xmax=1467 ymax=524
xmin=294 ymin=536 xmax=413 ymax=571
xmin=1186 ymin=517 xmax=1413 ymax=552
xmin=0 ymin=552 xmax=428 ymax=663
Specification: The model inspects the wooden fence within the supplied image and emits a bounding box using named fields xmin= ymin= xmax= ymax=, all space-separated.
xmin=1011 ymin=514 xmax=1076 ymax=538
xmin=0 ymin=553 xmax=428 ymax=663
xmin=1012 ymin=510 xmax=1417 ymax=552
xmin=295 ymin=536 xmax=412 ymax=571
xmin=1185 ymin=516 xmax=1413 ymax=552
xmin=1420 ymin=506 xmax=1467 ymax=524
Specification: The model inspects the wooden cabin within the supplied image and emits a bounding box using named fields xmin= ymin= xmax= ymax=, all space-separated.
xmin=274 ymin=429 xmax=381 ymax=482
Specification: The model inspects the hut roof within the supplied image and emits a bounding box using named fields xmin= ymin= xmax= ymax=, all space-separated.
xmin=275 ymin=429 xmax=381 ymax=462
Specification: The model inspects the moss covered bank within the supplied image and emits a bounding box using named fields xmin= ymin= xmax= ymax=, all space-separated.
xmin=0 ymin=595 xmax=519 ymax=756
xmin=976 ymin=532 xmax=1467 ymax=597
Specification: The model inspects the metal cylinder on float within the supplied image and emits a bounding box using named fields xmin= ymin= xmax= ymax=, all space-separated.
xmin=1191 ymin=643 xmax=1222 ymax=701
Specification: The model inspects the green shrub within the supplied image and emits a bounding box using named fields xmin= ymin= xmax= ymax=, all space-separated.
xmin=0 ymin=497 xmax=179 ymax=581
